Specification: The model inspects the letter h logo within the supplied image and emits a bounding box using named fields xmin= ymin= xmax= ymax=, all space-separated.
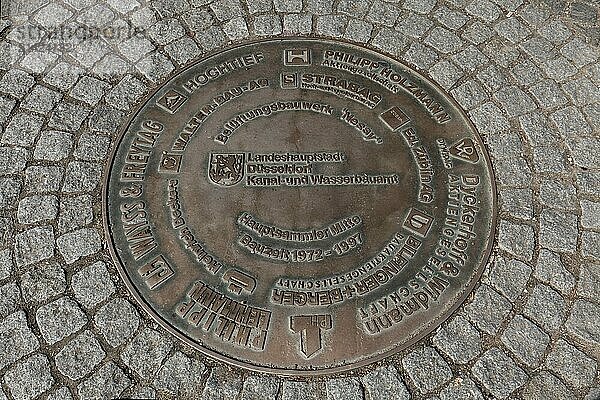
xmin=284 ymin=49 xmax=311 ymax=66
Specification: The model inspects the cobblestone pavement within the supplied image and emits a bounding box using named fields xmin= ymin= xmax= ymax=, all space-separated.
xmin=0 ymin=0 xmax=599 ymax=398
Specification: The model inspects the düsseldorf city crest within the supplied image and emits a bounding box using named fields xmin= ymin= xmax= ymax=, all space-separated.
xmin=208 ymin=153 xmax=245 ymax=186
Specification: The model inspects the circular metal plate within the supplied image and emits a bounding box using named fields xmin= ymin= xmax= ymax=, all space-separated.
xmin=104 ymin=38 xmax=497 ymax=375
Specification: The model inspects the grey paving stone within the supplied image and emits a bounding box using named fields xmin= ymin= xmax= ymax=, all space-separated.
xmin=36 ymin=296 xmax=87 ymax=345
xmin=281 ymin=381 xmax=321 ymax=400
xmin=523 ymin=284 xmax=566 ymax=332
xmin=546 ymin=339 xmax=597 ymax=388
xmin=432 ymin=314 xmax=482 ymax=364
xmin=241 ymin=375 xmax=280 ymax=400
xmin=497 ymin=220 xmax=534 ymax=261
xmin=551 ymin=105 xmax=592 ymax=137
xmin=195 ymin=26 xmax=229 ymax=51
xmin=1 ymin=113 xmax=44 ymax=147
xmin=128 ymin=387 xmax=155 ymax=400
xmin=210 ymin=0 xmax=244 ymax=21
xmin=539 ymin=180 xmax=577 ymax=211
xmin=468 ymin=103 xmax=508 ymax=135
xmin=326 ymin=377 xmax=362 ymax=400
xmin=222 ymin=17 xmax=250 ymax=41
xmin=521 ymin=36 xmax=558 ymax=61
xmin=16 ymin=195 xmax=58 ymax=225
xmin=121 ymin=328 xmax=173 ymax=378
xmin=34 ymin=2 xmax=72 ymax=27
xmin=24 ymin=166 xmax=64 ymax=194
xmin=69 ymin=76 xmax=110 ymax=107
xmin=560 ymin=37 xmax=597 ymax=67
xmin=486 ymin=131 xmax=523 ymax=160
xmin=56 ymin=228 xmax=101 ymax=264
xmin=501 ymin=315 xmax=549 ymax=367
xmin=566 ymin=300 xmax=600 ymax=346
xmin=87 ymin=105 xmax=124 ymax=133
xmin=274 ymin=0 xmax=301 ymax=12
xmin=118 ymin=36 xmax=156 ymax=63
xmin=367 ymin=0 xmax=399 ymax=26
xmin=136 ymin=53 xmax=176 ymax=84
xmin=466 ymin=0 xmax=500 ymax=21
xmin=73 ymin=133 xmax=111 ymax=162
xmin=0 ymin=281 xmax=21 ymax=319
xmin=57 ymin=195 xmax=93 ymax=234
xmin=567 ymin=137 xmax=600 ymax=169
xmin=43 ymin=62 xmax=84 ymax=91
xmin=452 ymin=45 xmax=488 ymax=72
xmin=344 ymin=19 xmax=373 ymax=43
xmin=529 ymin=79 xmax=569 ymax=109
xmin=361 ymin=365 xmax=410 ymax=400
xmin=253 ymin=14 xmax=283 ymax=35
xmin=199 ymin=367 xmax=243 ymax=399
xmin=48 ymin=102 xmax=90 ymax=132
xmin=494 ymin=17 xmax=530 ymax=43
xmin=404 ymin=42 xmax=439 ymax=70
xmin=20 ymin=263 xmax=67 ymax=303
xmin=0 ymin=147 xmax=29 ymax=176
xmin=304 ymin=0 xmax=334 ymax=15
xmin=71 ymin=38 xmax=111 ymax=69
xmin=451 ymin=80 xmax=486 ymax=110
xmin=181 ymin=7 xmax=214 ymax=30
xmin=429 ymin=60 xmax=462 ymax=90
xmin=542 ymin=56 xmax=578 ymax=82
xmin=539 ymin=209 xmax=578 ymax=253
xmin=0 ymin=70 xmax=35 ymax=99
xmin=533 ymin=145 xmax=567 ymax=173
xmin=0 ymin=249 xmax=13 ymax=280
xmin=396 ymin=13 xmax=434 ymax=39
xmin=106 ymin=75 xmax=148 ymax=111
xmin=403 ymin=0 xmax=436 ymax=14
xmin=424 ymin=26 xmax=464 ymax=54
xmin=538 ymin=19 xmax=572 ymax=44
xmin=562 ymin=77 xmax=599 ymax=106
xmin=434 ymin=6 xmax=467 ymax=29
xmin=462 ymin=20 xmax=494 ymax=45
xmin=316 ymin=14 xmax=348 ymax=37
xmin=147 ymin=18 xmax=186 ymax=45
xmin=94 ymin=298 xmax=140 ymax=347
xmin=534 ymin=249 xmax=575 ymax=295
xmin=153 ymin=352 xmax=206 ymax=397
xmin=519 ymin=112 xmax=559 ymax=147
xmin=499 ymin=187 xmax=533 ymax=220
xmin=577 ymin=171 xmax=600 ymax=196
xmin=577 ymin=263 xmax=600 ymax=301
xmin=77 ymin=362 xmax=131 ymax=400
xmin=283 ymin=13 xmax=313 ymax=35
xmin=4 ymin=354 xmax=54 ymax=400
xmin=62 ymin=161 xmax=102 ymax=193
xmin=0 ymin=218 xmax=14 ymax=249
xmin=92 ymin=54 xmax=130 ymax=80
xmin=46 ymin=387 xmax=73 ymax=400
xmin=522 ymin=371 xmax=574 ymax=400
xmin=371 ymin=28 xmax=409 ymax=56
xmin=0 ymin=311 xmax=40 ymax=370
xmin=21 ymin=86 xmax=62 ymax=115
xmin=14 ymin=226 xmax=55 ymax=268
xmin=338 ymin=0 xmax=369 ymax=18
xmin=494 ymin=86 xmax=537 ymax=117
xmin=0 ymin=96 xmax=15 ymax=125
xmin=55 ymin=330 xmax=106 ymax=380
xmin=439 ymin=378 xmax=484 ymax=400
xmin=465 ymin=284 xmax=512 ymax=334
xmin=471 ymin=348 xmax=528 ymax=399
xmin=245 ymin=0 xmax=272 ymax=14
xmin=487 ymin=257 xmax=531 ymax=300
xmin=402 ymin=347 xmax=452 ymax=393
xmin=585 ymin=387 xmax=600 ymax=400
xmin=511 ymin=59 xmax=543 ymax=86
xmin=71 ymin=261 xmax=115 ymax=309
xmin=33 ymin=130 xmax=73 ymax=161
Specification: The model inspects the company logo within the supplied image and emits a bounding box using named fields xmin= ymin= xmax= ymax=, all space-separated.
xmin=380 ymin=106 xmax=410 ymax=131
xmin=157 ymin=89 xmax=188 ymax=114
xmin=281 ymin=72 xmax=299 ymax=89
xmin=284 ymin=49 xmax=311 ymax=66
xmin=208 ymin=153 xmax=245 ymax=186
xmin=449 ymin=138 xmax=480 ymax=163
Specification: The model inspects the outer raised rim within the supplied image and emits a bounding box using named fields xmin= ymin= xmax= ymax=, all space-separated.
xmin=102 ymin=37 xmax=499 ymax=377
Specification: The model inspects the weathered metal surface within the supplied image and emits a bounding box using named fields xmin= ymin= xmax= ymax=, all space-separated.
xmin=103 ymin=38 xmax=497 ymax=375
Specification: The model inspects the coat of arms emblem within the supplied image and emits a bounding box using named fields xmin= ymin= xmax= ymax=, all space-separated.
xmin=208 ymin=153 xmax=245 ymax=186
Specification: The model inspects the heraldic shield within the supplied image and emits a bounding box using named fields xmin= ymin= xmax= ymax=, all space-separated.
xmin=208 ymin=153 xmax=245 ymax=186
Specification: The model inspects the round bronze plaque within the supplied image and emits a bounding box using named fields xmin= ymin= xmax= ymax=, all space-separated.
xmin=104 ymin=39 xmax=497 ymax=375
